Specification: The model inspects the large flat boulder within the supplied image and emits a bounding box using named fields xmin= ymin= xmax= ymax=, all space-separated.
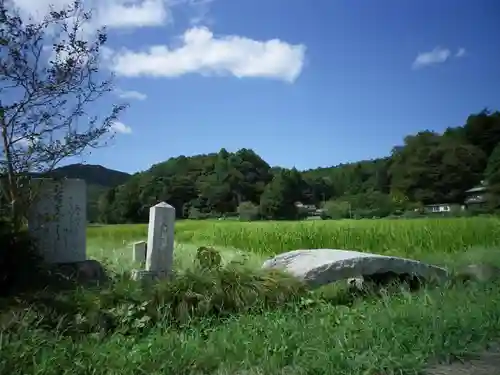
xmin=261 ymin=249 xmax=449 ymax=289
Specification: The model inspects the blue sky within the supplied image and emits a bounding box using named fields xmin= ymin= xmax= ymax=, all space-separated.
xmin=14 ymin=0 xmax=500 ymax=173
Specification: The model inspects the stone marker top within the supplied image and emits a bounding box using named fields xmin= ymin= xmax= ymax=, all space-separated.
xmin=153 ymin=202 xmax=175 ymax=209
xmin=262 ymin=249 xmax=450 ymax=289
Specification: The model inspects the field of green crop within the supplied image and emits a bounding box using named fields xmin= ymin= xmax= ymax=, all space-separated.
xmin=87 ymin=217 xmax=500 ymax=269
xmin=3 ymin=217 xmax=500 ymax=375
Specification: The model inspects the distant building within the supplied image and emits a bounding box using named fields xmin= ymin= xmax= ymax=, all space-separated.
xmin=423 ymin=203 xmax=455 ymax=213
xmin=464 ymin=181 xmax=488 ymax=209
xmin=295 ymin=202 xmax=324 ymax=217
xmin=423 ymin=181 xmax=490 ymax=213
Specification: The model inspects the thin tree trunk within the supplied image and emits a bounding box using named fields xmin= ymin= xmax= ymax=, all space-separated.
xmin=0 ymin=106 xmax=20 ymax=227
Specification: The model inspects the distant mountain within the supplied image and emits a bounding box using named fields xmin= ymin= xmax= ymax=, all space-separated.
xmin=50 ymin=164 xmax=131 ymax=187
xmin=49 ymin=164 xmax=131 ymax=222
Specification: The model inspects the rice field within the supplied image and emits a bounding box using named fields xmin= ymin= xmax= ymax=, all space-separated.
xmin=87 ymin=216 xmax=500 ymax=269
xmin=3 ymin=217 xmax=500 ymax=375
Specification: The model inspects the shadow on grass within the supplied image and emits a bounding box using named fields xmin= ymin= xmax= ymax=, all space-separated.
xmin=0 ymin=269 xmax=421 ymax=339
xmin=0 ymin=271 xmax=473 ymax=341
xmin=0 ymin=262 xmax=310 ymax=338
xmin=3 ymin=245 xmax=500 ymax=343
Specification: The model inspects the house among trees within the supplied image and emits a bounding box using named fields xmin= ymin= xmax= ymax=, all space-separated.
xmin=294 ymin=202 xmax=324 ymax=217
xmin=424 ymin=181 xmax=489 ymax=214
xmin=294 ymin=202 xmax=317 ymax=212
xmin=464 ymin=181 xmax=488 ymax=209
xmin=423 ymin=203 xmax=455 ymax=213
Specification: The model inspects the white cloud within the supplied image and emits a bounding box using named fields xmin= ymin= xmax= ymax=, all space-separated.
xmin=115 ymin=88 xmax=148 ymax=101
xmin=97 ymin=0 xmax=170 ymax=29
xmin=9 ymin=0 xmax=179 ymax=30
xmin=110 ymin=121 xmax=133 ymax=134
xmin=9 ymin=1 xmax=304 ymax=83
xmin=8 ymin=0 xmax=182 ymax=68
xmin=109 ymin=27 xmax=306 ymax=82
xmin=412 ymin=46 xmax=451 ymax=69
xmin=10 ymin=0 xmax=72 ymax=20
xmin=456 ymin=47 xmax=466 ymax=58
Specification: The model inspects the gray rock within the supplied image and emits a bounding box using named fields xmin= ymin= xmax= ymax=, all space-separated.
xmin=262 ymin=249 xmax=449 ymax=289
xmin=455 ymin=263 xmax=500 ymax=283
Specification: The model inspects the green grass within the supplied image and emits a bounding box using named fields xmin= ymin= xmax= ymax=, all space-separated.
xmin=173 ymin=217 xmax=500 ymax=257
xmin=87 ymin=216 xmax=500 ymax=266
xmin=3 ymin=217 xmax=500 ymax=374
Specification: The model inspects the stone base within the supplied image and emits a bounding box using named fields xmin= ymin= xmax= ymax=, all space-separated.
xmin=131 ymin=269 xmax=159 ymax=282
xmin=131 ymin=269 xmax=174 ymax=284
xmin=53 ymin=259 xmax=109 ymax=286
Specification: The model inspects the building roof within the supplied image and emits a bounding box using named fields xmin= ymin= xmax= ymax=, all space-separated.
xmin=465 ymin=186 xmax=487 ymax=193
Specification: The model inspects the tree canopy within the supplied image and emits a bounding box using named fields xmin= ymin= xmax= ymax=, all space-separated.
xmin=98 ymin=109 xmax=500 ymax=222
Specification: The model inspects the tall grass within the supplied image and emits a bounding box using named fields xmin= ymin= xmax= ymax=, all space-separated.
xmin=10 ymin=217 xmax=498 ymax=374
xmin=3 ymin=280 xmax=500 ymax=375
xmin=87 ymin=224 xmax=148 ymax=246
xmin=181 ymin=218 xmax=500 ymax=257
xmin=88 ymin=217 xmax=500 ymax=260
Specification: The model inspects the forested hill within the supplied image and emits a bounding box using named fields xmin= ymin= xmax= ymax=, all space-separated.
xmin=97 ymin=109 xmax=500 ymax=223
xmin=49 ymin=164 xmax=132 ymax=221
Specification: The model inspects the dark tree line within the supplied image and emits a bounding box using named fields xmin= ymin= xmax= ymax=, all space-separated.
xmin=98 ymin=109 xmax=500 ymax=222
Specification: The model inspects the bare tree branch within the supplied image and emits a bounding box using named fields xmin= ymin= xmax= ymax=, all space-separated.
xmin=0 ymin=0 xmax=128 ymax=224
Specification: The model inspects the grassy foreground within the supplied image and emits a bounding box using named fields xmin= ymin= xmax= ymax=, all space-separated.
xmin=2 ymin=218 xmax=500 ymax=374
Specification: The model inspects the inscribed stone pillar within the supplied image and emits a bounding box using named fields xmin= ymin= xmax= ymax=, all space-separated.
xmin=145 ymin=202 xmax=175 ymax=277
xmin=28 ymin=178 xmax=87 ymax=264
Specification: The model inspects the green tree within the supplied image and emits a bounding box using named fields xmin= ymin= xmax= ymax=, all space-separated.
xmin=97 ymin=187 xmax=117 ymax=223
xmin=231 ymin=148 xmax=272 ymax=203
xmin=237 ymin=201 xmax=260 ymax=221
xmin=302 ymin=176 xmax=334 ymax=204
xmin=462 ymin=109 xmax=500 ymax=158
xmin=485 ymin=142 xmax=500 ymax=179
xmin=197 ymin=153 xmax=236 ymax=214
xmin=259 ymin=171 xmax=298 ymax=220
xmin=322 ymin=200 xmax=351 ymax=219
xmin=390 ymin=131 xmax=486 ymax=204
xmin=196 ymin=148 xmax=268 ymax=214
xmin=346 ymin=191 xmax=394 ymax=217
xmin=112 ymin=179 xmax=144 ymax=223
xmin=484 ymin=142 xmax=500 ymax=209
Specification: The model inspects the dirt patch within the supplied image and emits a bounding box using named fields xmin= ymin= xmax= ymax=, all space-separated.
xmin=425 ymin=347 xmax=500 ymax=375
